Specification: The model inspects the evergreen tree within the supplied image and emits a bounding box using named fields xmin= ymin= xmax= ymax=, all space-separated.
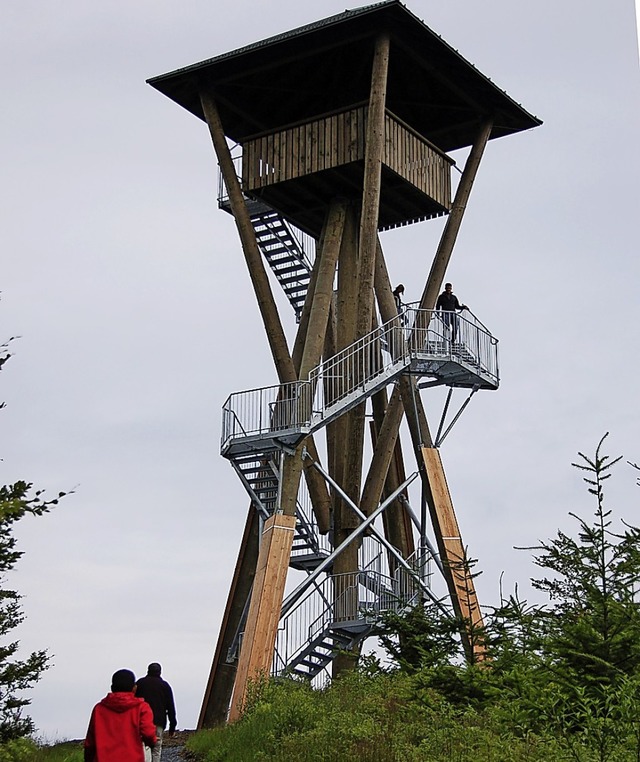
xmin=487 ymin=435 xmax=640 ymax=759
xmin=0 ymin=340 xmax=64 ymax=740
xmin=529 ymin=433 xmax=640 ymax=693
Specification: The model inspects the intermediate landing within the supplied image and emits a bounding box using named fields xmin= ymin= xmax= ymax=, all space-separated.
xmin=221 ymin=308 xmax=498 ymax=458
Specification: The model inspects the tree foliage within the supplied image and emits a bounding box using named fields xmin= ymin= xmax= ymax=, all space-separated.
xmin=0 ymin=340 xmax=65 ymax=741
xmin=375 ymin=434 xmax=640 ymax=760
xmin=528 ymin=435 xmax=640 ymax=689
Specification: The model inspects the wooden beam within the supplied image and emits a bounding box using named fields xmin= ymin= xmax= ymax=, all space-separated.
xmin=370 ymin=391 xmax=414 ymax=565
xmin=341 ymin=33 xmax=391 ymax=526
xmin=360 ymin=238 xmax=433 ymax=520
xmin=356 ymin=32 xmax=390 ymax=339
xmin=279 ymin=199 xmax=348 ymax=522
xmin=200 ymin=92 xmax=335 ymax=715
xmin=298 ymin=199 xmax=347 ymax=380
xmin=330 ymin=207 xmax=361 ymax=677
xmin=420 ymin=447 xmax=486 ymax=662
xmin=419 ymin=119 xmax=493 ymax=311
xmin=228 ymin=513 xmax=297 ymax=722
xmin=333 ymin=206 xmax=360 ymax=531
xmin=332 ymin=38 xmax=389 ymax=676
xmin=200 ymin=91 xmax=296 ymax=385
xmin=198 ymin=505 xmax=260 ymax=728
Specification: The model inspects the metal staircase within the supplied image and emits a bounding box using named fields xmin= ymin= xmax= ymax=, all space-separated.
xmin=230 ymin=449 xmax=330 ymax=567
xmin=251 ymin=210 xmax=312 ymax=322
xmin=218 ymin=159 xmax=314 ymax=321
xmin=224 ymin=450 xmax=330 ymax=666
xmin=285 ymin=623 xmax=369 ymax=679
xmin=290 ymin=503 xmax=331 ymax=573
xmin=274 ymin=553 xmax=423 ymax=682
xmin=230 ymin=451 xmax=280 ymax=518
xmin=221 ymin=307 xmax=499 ymax=458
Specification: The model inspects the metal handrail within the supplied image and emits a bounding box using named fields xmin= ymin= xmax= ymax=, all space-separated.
xmin=273 ymin=564 xmax=421 ymax=677
xmin=217 ymin=149 xmax=316 ymax=268
xmin=221 ymin=307 xmax=499 ymax=452
xmin=403 ymin=302 xmax=496 ymax=342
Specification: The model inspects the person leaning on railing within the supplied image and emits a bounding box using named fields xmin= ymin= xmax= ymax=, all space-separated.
xmin=392 ymin=284 xmax=408 ymax=326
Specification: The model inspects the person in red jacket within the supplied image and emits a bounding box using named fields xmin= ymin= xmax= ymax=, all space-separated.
xmin=84 ymin=669 xmax=157 ymax=762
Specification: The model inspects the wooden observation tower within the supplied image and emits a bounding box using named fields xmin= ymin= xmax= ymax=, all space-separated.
xmin=148 ymin=0 xmax=540 ymax=726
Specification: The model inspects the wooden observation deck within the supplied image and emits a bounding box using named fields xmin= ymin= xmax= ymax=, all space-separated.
xmin=148 ymin=0 xmax=540 ymax=237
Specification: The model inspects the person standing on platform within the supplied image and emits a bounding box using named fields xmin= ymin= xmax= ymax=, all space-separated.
xmin=435 ymin=282 xmax=468 ymax=343
xmin=392 ymin=283 xmax=409 ymax=331
xmin=392 ymin=283 xmax=405 ymax=318
xmin=135 ymin=663 xmax=177 ymax=762
xmin=84 ymin=668 xmax=157 ymax=762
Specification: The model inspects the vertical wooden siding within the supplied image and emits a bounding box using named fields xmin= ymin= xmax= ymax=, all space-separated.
xmin=242 ymin=108 xmax=451 ymax=209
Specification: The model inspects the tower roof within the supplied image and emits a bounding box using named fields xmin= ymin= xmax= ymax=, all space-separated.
xmin=147 ymin=0 xmax=541 ymax=152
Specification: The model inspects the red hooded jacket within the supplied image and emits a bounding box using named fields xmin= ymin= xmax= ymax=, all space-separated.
xmin=84 ymin=691 xmax=157 ymax=762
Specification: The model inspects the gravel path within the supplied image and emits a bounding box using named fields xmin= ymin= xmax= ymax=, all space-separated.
xmin=159 ymin=730 xmax=193 ymax=762
xmin=160 ymin=746 xmax=184 ymax=762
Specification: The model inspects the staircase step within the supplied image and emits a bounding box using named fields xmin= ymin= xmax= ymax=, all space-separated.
xmin=278 ymin=273 xmax=310 ymax=286
xmin=249 ymin=207 xmax=311 ymax=320
xmin=269 ymin=263 xmax=308 ymax=276
xmin=289 ymin=552 xmax=331 ymax=573
xmin=257 ymin=241 xmax=293 ymax=252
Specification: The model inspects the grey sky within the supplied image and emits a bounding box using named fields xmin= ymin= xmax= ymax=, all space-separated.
xmin=1 ymin=0 xmax=639 ymax=740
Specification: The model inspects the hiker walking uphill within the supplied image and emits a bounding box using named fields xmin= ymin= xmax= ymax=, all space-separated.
xmin=135 ymin=663 xmax=177 ymax=762
xmin=84 ymin=668 xmax=157 ymax=762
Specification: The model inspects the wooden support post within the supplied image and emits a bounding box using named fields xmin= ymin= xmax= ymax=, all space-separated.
xmin=294 ymin=200 xmax=348 ymax=533
xmin=342 ymin=33 xmax=390 ymax=516
xmin=198 ymin=506 xmax=260 ymax=728
xmin=333 ymin=37 xmax=389 ymax=676
xmin=331 ymin=207 xmax=361 ymax=677
xmin=201 ymin=89 xmax=331 ymax=528
xmin=357 ymin=32 xmax=390 ymax=339
xmin=297 ymin=199 xmax=347 ymax=380
xmin=200 ymin=91 xmax=333 ymax=713
xmin=370 ymin=390 xmax=414 ymax=564
xmin=420 ymin=447 xmax=486 ymax=662
xmin=332 ymin=205 xmax=360 ymax=518
xmin=360 ymin=238 xmax=433 ymax=520
xmin=200 ymin=91 xmax=295 ymax=386
xmin=280 ymin=199 xmax=348 ymax=520
xmin=228 ymin=513 xmax=297 ymax=722
xmin=419 ymin=119 xmax=493 ymax=311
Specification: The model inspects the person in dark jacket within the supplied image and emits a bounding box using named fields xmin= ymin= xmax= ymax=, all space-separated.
xmin=134 ymin=663 xmax=177 ymax=762
xmin=435 ymin=283 xmax=468 ymax=342
xmin=84 ymin=668 xmax=156 ymax=762
xmin=392 ymin=284 xmax=408 ymax=327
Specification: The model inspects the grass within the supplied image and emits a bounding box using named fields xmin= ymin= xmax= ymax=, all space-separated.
xmin=184 ymin=673 xmax=577 ymax=762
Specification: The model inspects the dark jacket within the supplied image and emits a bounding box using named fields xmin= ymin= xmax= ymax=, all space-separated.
xmin=84 ymin=691 xmax=156 ymax=762
xmin=134 ymin=675 xmax=177 ymax=731
xmin=436 ymin=292 xmax=464 ymax=312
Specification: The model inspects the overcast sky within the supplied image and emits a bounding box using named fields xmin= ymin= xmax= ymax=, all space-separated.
xmin=2 ymin=0 xmax=639 ymax=741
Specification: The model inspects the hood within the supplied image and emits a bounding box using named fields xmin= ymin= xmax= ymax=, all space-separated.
xmin=99 ymin=692 xmax=145 ymax=713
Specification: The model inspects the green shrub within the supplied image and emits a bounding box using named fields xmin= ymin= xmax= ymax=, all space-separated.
xmin=0 ymin=740 xmax=82 ymax=762
xmin=0 ymin=738 xmax=37 ymax=762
